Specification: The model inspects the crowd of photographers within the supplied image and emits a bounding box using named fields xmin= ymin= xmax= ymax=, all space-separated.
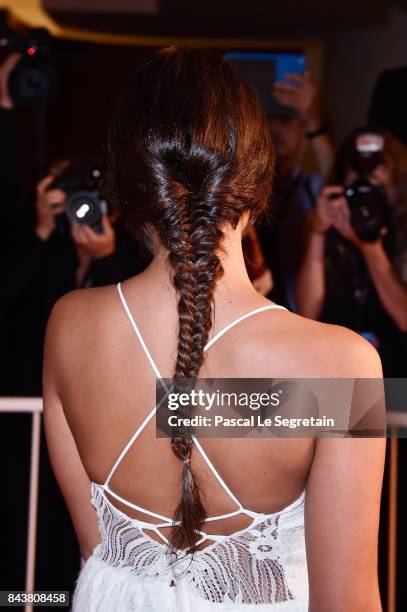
xmin=259 ymin=67 xmax=407 ymax=378
xmin=1 ymin=52 xmax=407 ymax=398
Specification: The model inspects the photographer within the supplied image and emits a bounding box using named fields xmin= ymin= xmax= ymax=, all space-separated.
xmin=2 ymin=157 xmax=152 ymax=395
xmin=256 ymin=72 xmax=334 ymax=308
xmin=295 ymin=129 xmax=407 ymax=376
xmin=0 ymin=47 xmax=152 ymax=596
xmin=0 ymin=42 xmax=151 ymax=395
xmin=35 ymin=165 xmax=120 ymax=289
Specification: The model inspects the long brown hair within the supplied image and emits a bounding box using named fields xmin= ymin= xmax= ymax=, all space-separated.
xmin=105 ymin=46 xmax=275 ymax=552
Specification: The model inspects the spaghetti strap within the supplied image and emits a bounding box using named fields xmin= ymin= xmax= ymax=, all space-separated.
xmin=204 ymin=304 xmax=287 ymax=352
xmin=108 ymin=282 xmax=289 ymax=503
xmin=103 ymin=389 xmax=170 ymax=487
xmin=192 ymin=435 xmax=243 ymax=510
xmin=117 ymin=282 xmax=166 ymax=385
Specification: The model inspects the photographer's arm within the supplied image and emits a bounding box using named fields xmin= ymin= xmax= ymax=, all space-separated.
xmin=361 ymin=240 xmax=407 ymax=331
xmin=331 ymin=196 xmax=407 ymax=332
xmin=304 ymin=119 xmax=334 ymax=181
xmin=294 ymin=187 xmax=344 ymax=319
xmin=273 ymin=73 xmax=334 ymax=178
xmin=0 ymin=53 xmax=20 ymax=110
xmin=71 ymin=216 xmax=120 ymax=287
xmin=294 ymin=220 xmax=326 ymax=319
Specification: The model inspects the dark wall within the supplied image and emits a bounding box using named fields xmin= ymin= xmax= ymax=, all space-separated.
xmin=46 ymin=44 xmax=153 ymax=162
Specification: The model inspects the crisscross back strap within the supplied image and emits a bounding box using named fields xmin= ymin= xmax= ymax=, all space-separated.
xmin=192 ymin=435 xmax=243 ymax=509
xmin=103 ymin=388 xmax=171 ymax=488
xmin=105 ymin=282 xmax=288 ymax=507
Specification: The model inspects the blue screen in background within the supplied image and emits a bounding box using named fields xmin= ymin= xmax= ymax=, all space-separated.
xmin=225 ymin=51 xmax=306 ymax=116
xmin=225 ymin=51 xmax=306 ymax=83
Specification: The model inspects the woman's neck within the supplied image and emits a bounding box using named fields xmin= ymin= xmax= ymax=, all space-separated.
xmin=140 ymin=222 xmax=260 ymax=308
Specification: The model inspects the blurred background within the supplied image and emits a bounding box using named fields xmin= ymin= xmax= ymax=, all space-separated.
xmin=0 ymin=0 xmax=406 ymax=610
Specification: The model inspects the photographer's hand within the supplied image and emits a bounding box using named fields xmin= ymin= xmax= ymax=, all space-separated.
xmin=273 ymin=72 xmax=334 ymax=177
xmin=331 ymin=198 xmax=356 ymax=239
xmin=307 ymin=186 xmax=345 ymax=234
xmin=70 ymin=214 xmax=116 ymax=260
xmin=0 ymin=53 xmax=21 ymax=109
xmin=273 ymin=72 xmax=317 ymax=127
xmin=330 ymin=197 xmax=369 ymax=249
xmin=35 ymin=175 xmax=66 ymax=241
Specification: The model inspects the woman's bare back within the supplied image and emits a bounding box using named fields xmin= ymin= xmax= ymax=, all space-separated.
xmin=51 ymin=271 xmax=372 ymax=546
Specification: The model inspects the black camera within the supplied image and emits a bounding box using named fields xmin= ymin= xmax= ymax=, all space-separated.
xmin=344 ymin=130 xmax=389 ymax=242
xmin=0 ymin=28 xmax=56 ymax=106
xmin=1 ymin=27 xmax=86 ymax=107
xmin=49 ymin=161 xmax=107 ymax=234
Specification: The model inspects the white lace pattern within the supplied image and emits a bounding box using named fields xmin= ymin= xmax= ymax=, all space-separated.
xmin=72 ymin=483 xmax=308 ymax=611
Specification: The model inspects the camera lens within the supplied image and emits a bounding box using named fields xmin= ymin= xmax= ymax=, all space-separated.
xmin=65 ymin=190 xmax=102 ymax=231
xmin=73 ymin=198 xmax=94 ymax=220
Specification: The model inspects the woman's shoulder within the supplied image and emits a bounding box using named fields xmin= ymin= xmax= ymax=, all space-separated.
xmin=44 ymin=284 xmax=120 ymax=350
xmin=256 ymin=308 xmax=383 ymax=379
xmin=49 ymin=283 xmax=116 ymax=313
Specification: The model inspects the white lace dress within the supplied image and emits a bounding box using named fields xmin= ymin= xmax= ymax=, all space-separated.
xmin=72 ymin=483 xmax=307 ymax=611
